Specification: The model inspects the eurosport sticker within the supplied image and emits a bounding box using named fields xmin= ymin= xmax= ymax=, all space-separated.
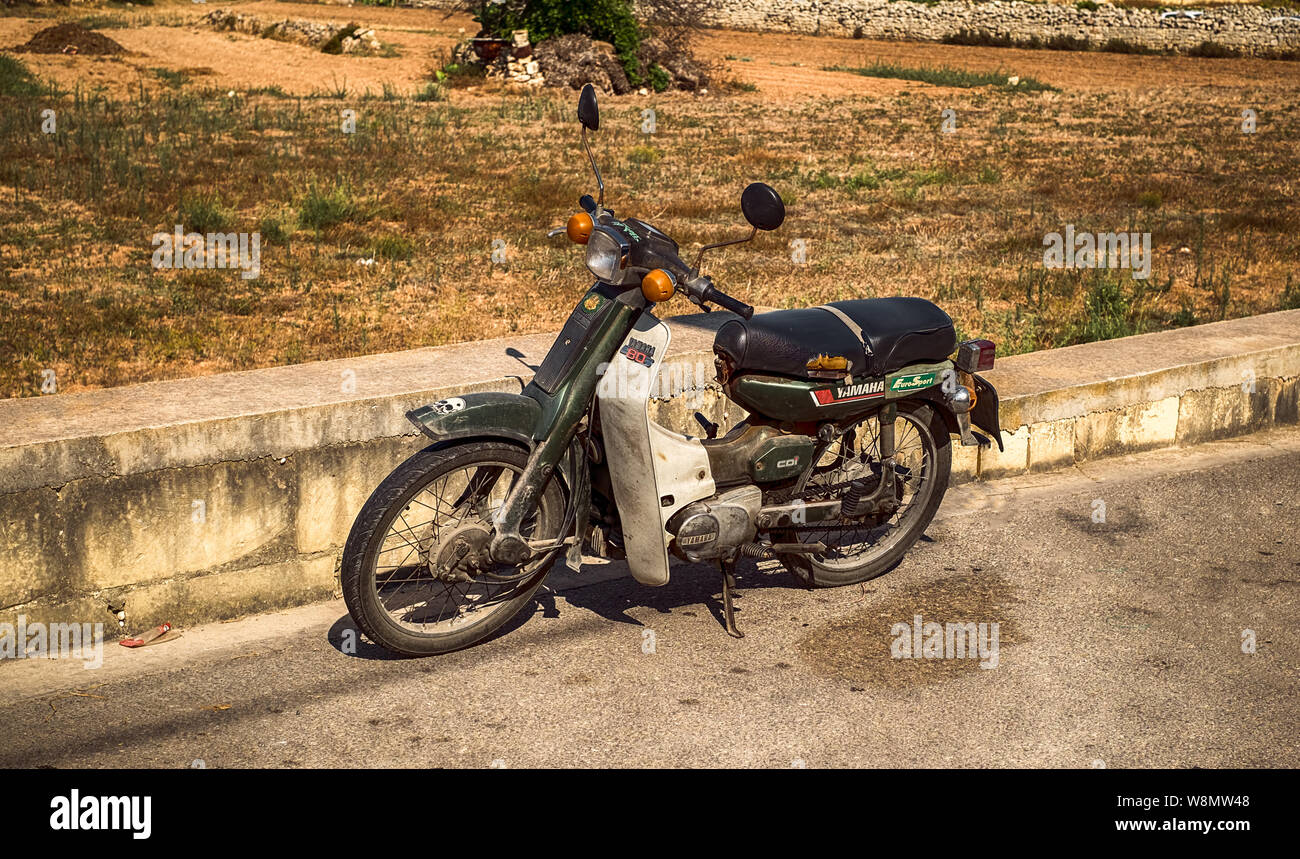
xmin=810 ymin=380 xmax=885 ymax=406
xmin=889 ymin=372 xmax=938 ymax=392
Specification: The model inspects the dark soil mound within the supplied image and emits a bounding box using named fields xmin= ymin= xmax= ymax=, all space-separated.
xmin=13 ymin=23 xmax=126 ymax=56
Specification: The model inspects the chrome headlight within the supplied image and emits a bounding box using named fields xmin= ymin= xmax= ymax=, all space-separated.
xmin=585 ymin=227 xmax=629 ymax=283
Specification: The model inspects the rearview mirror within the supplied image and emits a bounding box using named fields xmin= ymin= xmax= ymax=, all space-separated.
xmin=741 ymin=183 xmax=785 ymax=231
xmin=578 ymin=84 xmax=599 ymax=131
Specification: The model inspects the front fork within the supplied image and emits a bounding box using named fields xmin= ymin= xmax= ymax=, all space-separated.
xmin=489 ymin=294 xmax=642 ymax=565
xmin=490 ymin=428 xmax=575 ymax=564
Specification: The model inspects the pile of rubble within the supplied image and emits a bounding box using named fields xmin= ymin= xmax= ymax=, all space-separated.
xmin=502 ymin=30 xmax=545 ymax=86
xmin=533 ymin=33 xmax=630 ymax=94
xmin=451 ymin=29 xmax=707 ymax=94
xmin=201 ymin=9 xmax=380 ymax=54
xmin=452 ymin=30 xmax=546 ymax=86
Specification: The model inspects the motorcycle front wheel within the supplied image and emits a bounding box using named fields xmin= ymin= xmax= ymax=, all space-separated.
xmin=341 ymin=440 xmax=566 ymax=657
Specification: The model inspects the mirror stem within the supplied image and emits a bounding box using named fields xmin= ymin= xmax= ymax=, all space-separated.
xmin=692 ymin=226 xmax=757 ymax=273
xmin=581 ymin=127 xmax=605 ymax=207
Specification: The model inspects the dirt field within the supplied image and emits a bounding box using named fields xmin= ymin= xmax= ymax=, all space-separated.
xmin=1 ymin=1 xmax=1297 ymax=396
xmin=3 ymin=4 xmax=1292 ymax=99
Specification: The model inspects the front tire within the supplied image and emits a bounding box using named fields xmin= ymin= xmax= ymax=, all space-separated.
xmin=341 ymin=440 xmax=566 ymax=656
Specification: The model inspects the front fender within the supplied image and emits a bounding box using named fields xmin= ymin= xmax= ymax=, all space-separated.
xmin=406 ymin=391 xmax=541 ymax=447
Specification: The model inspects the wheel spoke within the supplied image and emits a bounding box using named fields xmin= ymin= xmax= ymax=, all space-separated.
xmin=365 ymin=456 xmax=553 ymax=638
xmin=790 ymin=410 xmax=941 ymax=570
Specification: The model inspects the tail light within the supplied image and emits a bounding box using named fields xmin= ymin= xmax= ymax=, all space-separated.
xmin=955 ymin=339 xmax=996 ymax=373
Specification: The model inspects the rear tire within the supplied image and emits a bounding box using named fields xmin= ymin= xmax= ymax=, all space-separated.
xmin=776 ymin=401 xmax=951 ymax=587
xmin=341 ymin=441 xmax=565 ymax=657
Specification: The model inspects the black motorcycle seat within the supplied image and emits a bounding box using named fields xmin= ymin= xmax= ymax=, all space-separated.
xmin=713 ymin=297 xmax=956 ymax=381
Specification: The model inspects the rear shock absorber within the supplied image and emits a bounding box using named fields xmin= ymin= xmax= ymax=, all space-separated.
xmin=840 ymin=479 xmax=867 ymax=518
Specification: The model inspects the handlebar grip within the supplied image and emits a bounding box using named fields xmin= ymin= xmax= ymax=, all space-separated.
xmin=703 ymin=285 xmax=754 ymax=320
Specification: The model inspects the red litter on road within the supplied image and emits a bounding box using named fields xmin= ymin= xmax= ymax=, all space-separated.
xmin=120 ymin=623 xmax=178 ymax=648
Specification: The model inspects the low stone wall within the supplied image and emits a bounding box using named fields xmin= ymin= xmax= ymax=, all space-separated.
xmin=410 ymin=0 xmax=1300 ymax=57
xmin=1 ymin=308 xmax=1297 ymax=634
xmin=696 ymin=1 xmax=1300 ymax=56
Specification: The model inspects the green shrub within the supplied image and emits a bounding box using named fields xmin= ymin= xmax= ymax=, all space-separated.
xmin=1072 ymin=273 xmax=1141 ymax=343
xmin=942 ymin=29 xmax=1016 ymax=49
xmin=826 ymin=62 xmax=1054 ymax=92
xmin=179 ymin=193 xmax=231 ymax=234
xmin=414 ymin=81 xmax=447 ymax=102
xmin=371 ymin=233 xmax=414 ymax=261
xmin=1282 ymin=275 xmax=1300 ymax=310
xmin=258 ymin=214 xmax=290 ymax=245
xmin=1136 ymin=191 xmax=1162 ymax=210
xmin=1045 ymin=34 xmax=1091 ymax=52
xmin=647 ymin=64 xmax=671 ymax=93
xmin=1186 ymin=41 xmax=1242 ymax=59
xmin=298 ymin=183 xmax=358 ymax=231
xmin=0 ymin=55 xmax=50 ymax=98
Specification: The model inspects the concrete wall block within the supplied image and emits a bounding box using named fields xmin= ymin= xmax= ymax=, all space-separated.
xmin=949 ymin=439 xmax=980 ymax=484
xmin=101 ymin=398 xmax=431 ymax=479
xmin=296 ymin=437 xmax=420 ymax=554
xmin=65 ymin=459 xmax=295 ymax=590
xmin=1027 ymin=418 xmax=1076 ymax=472
xmin=1075 ymin=395 xmax=1179 ymax=461
xmin=0 ymin=437 xmax=115 ymax=495
xmin=81 ymin=555 xmax=339 ymax=630
xmin=1176 ymin=381 xmax=1280 ymax=445
xmin=0 ymin=487 xmax=73 ymax=608
xmin=979 ymin=424 xmax=1029 ymax=479
xmin=1274 ymin=376 xmax=1299 ymax=426
xmin=0 ymin=595 xmax=107 ymax=640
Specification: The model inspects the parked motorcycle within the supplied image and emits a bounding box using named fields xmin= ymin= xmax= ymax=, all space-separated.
xmin=341 ymin=84 xmax=1004 ymax=656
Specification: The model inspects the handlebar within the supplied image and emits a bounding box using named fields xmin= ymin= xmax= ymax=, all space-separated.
xmin=700 ymin=283 xmax=754 ymax=319
xmin=682 ymin=274 xmax=753 ymax=320
xmin=582 ymin=197 xmax=754 ymax=319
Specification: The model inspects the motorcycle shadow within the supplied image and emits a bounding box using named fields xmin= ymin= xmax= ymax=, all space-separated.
xmin=537 ymin=559 xmax=803 ymax=633
xmin=323 ymin=562 xmax=808 ymax=659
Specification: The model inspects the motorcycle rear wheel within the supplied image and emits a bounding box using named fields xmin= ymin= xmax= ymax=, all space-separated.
xmin=341 ymin=440 xmax=565 ymax=657
xmin=774 ymin=401 xmax=951 ymax=587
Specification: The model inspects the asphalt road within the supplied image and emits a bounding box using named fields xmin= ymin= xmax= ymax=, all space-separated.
xmin=2 ymin=428 xmax=1297 ymax=768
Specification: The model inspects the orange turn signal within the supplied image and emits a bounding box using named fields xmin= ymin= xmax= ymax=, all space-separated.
xmin=567 ymin=212 xmax=594 ymax=244
xmin=957 ymin=370 xmax=978 ymax=409
xmin=641 ymin=269 xmax=675 ymax=303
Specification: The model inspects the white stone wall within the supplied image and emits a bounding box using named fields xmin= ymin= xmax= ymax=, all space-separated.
xmin=409 ymin=0 xmax=1300 ymax=56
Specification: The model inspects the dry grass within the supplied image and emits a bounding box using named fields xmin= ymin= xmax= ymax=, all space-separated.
xmin=1 ymin=5 xmax=1298 ymax=397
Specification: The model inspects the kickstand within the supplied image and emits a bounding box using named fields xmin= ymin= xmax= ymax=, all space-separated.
xmin=720 ymin=561 xmax=744 ymax=639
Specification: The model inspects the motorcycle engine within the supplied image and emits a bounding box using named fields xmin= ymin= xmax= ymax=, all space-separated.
xmin=666 ymin=485 xmax=762 ymax=562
